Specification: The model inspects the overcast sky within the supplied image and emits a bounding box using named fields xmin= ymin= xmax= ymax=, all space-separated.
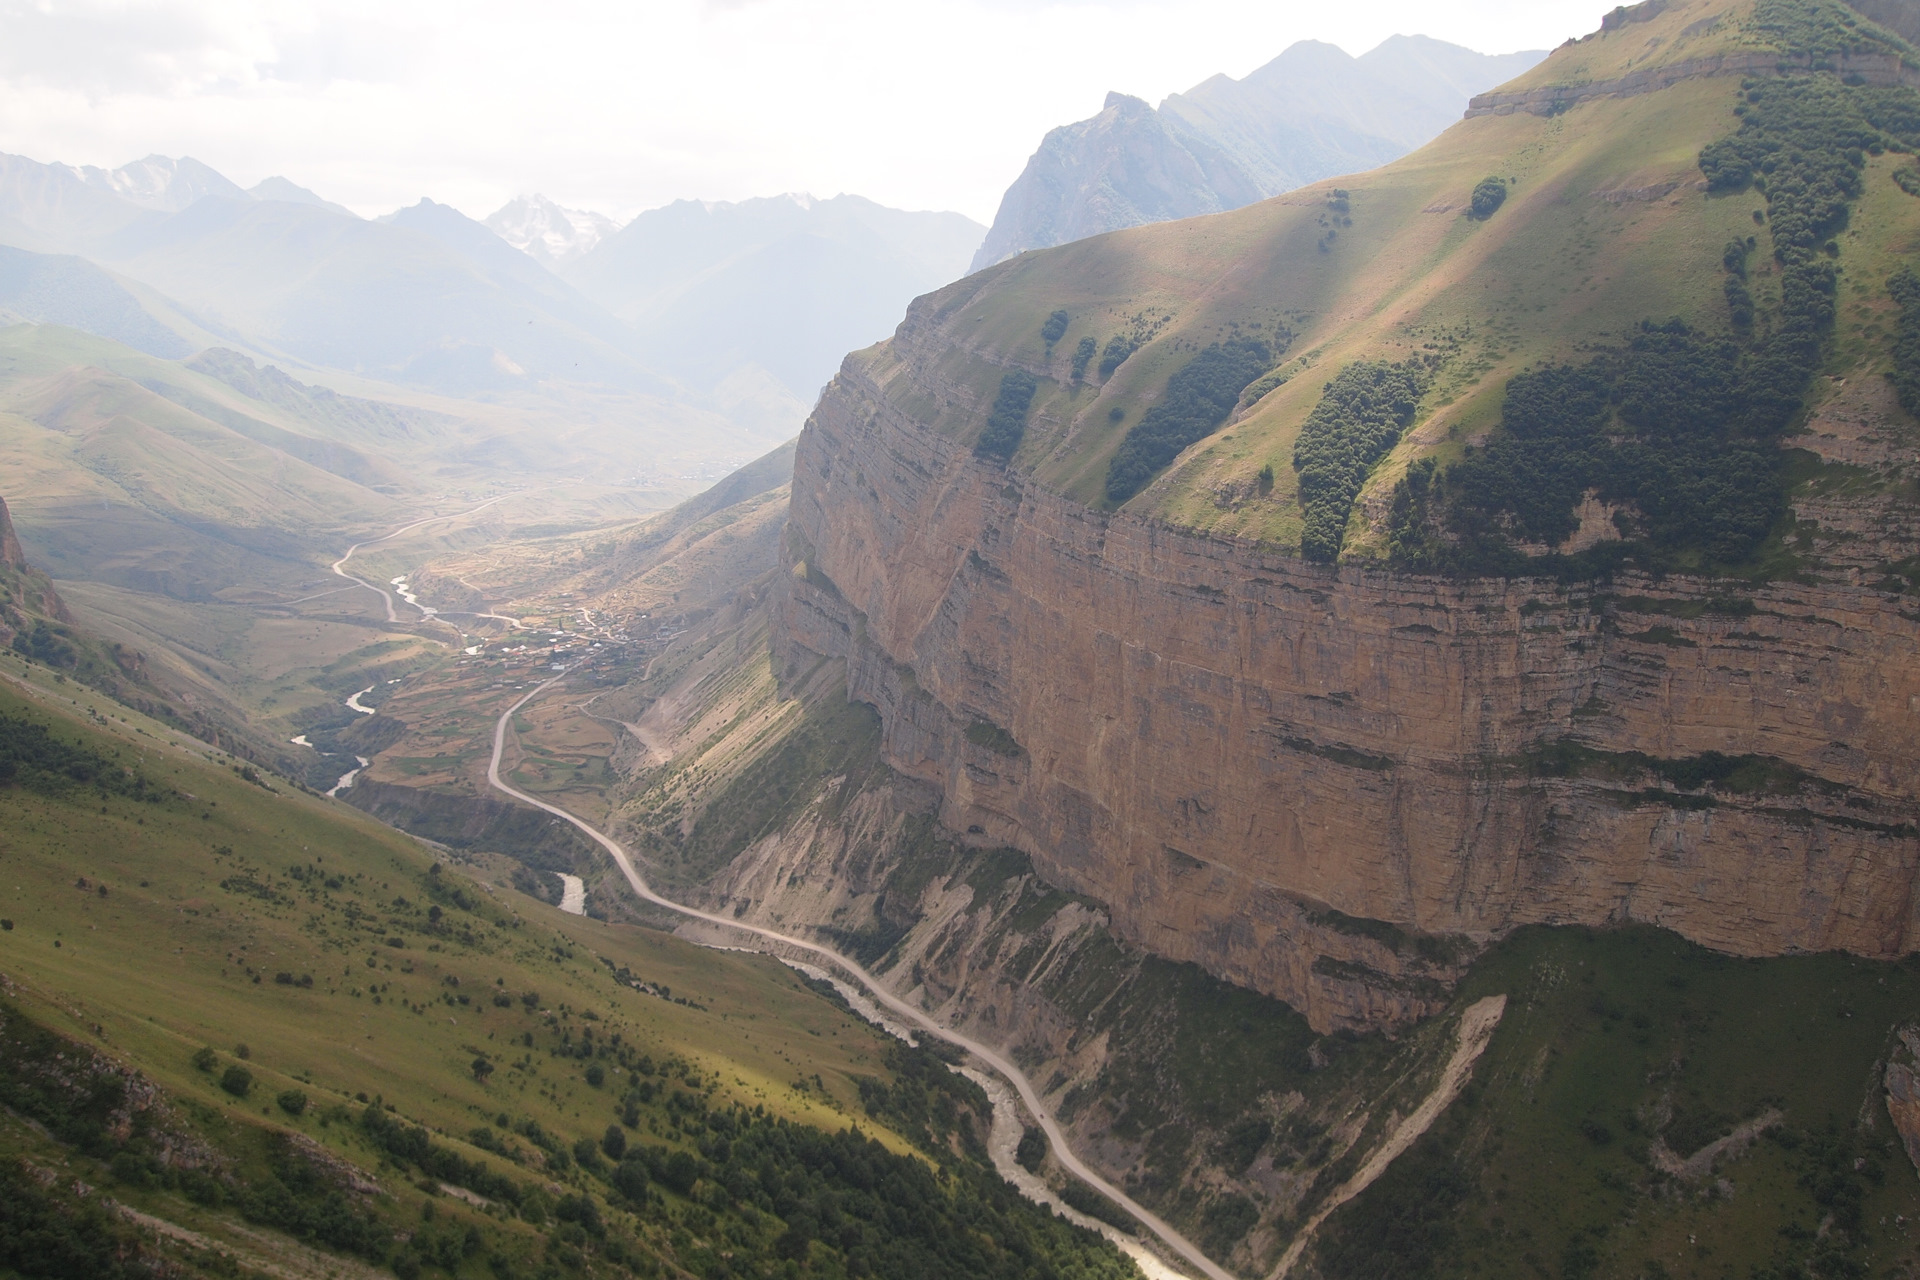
xmin=0 ymin=0 xmax=1611 ymax=224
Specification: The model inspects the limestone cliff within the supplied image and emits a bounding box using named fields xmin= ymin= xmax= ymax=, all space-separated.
xmin=774 ymin=359 xmax=1920 ymax=1031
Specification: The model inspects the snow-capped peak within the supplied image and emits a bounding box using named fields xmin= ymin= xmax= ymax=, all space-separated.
xmin=483 ymin=194 xmax=622 ymax=266
xmin=57 ymin=154 xmax=247 ymax=212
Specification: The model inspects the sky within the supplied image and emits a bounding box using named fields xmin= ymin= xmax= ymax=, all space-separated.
xmin=0 ymin=0 xmax=1612 ymax=225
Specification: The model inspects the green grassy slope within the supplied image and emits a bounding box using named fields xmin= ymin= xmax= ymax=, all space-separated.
xmin=0 ymin=325 xmax=405 ymax=596
xmin=873 ymin=0 xmax=1920 ymax=567
xmin=1314 ymin=925 xmax=1920 ymax=1279
xmin=0 ymin=653 xmax=1138 ymax=1280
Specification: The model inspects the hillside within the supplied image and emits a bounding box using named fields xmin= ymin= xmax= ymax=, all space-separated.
xmin=0 ymin=651 xmax=1141 ymax=1280
xmin=969 ymin=36 xmax=1545 ymax=270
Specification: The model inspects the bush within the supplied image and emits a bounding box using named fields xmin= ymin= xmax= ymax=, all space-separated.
xmin=276 ymin=1089 xmax=308 ymax=1116
xmin=1470 ymin=176 xmax=1507 ymax=219
xmin=601 ymin=1124 xmax=626 ymax=1160
xmin=974 ymin=370 xmax=1038 ymax=463
xmin=1104 ymin=339 xmax=1272 ymax=504
xmin=584 ymin=1062 xmax=605 ymax=1087
xmin=1040 ymin=310 xmax=1070 ymax=346
xmin=191 ymin=1047 xmax=217 ymax=1072
xmin=219 ymin=1065 xmax=253 ymax=1098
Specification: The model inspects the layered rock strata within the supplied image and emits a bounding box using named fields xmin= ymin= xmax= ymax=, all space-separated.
xmin=774 ymin=359 xmax=1920 ymax=1032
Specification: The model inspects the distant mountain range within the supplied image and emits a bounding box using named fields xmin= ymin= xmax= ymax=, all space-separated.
xmin=971 ymin=35 xmax=1545 ymax=271
xmin=562 ymin=193 xmax=983 ymax=407
xmin=0 ymin=152 xmax=984 ymax=414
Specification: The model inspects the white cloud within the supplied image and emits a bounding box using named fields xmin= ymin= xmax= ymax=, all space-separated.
xmin=0 ymin=0 xmax=1612 ymax=222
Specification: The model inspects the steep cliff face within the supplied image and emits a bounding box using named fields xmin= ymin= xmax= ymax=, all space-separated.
xmin=775 ymin=359 xmax=1920 ymax=1031
xmin=767 ymin=0 xmax=1920 ymax=1030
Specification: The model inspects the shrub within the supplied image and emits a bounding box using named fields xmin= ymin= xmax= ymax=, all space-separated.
xmin=601 ymin=1124 xmax=626 ymax=1160
xmin=191 ymin=1047 xmax=217 ymax=1072
xmin=974 ymin=370 xmax=1038 ymax=463
xmin=584 ymin=1063 xmax=605 ymax=1087
xmin=1470 ymin=176 xmax=1508 ymax=219
xmin=1104 ymin=339 xmax=1272 ymax=504
xmin=277 ymin=1089 xmax=308 ymax=1116
xmin=1040 ymin=310 xmax=1070 ymax=346
xmin=220 ymin=1065 xmax=253 ymax=1098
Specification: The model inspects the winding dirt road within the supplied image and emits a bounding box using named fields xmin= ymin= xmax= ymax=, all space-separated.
xmin=486 ymin=673 xmax=1235 ymax=1280
xmin=331 ymin=497 xmax=513 ymax=626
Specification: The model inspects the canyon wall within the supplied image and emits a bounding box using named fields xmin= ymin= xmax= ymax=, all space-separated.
xmin=774 ymin=355 xmax=1920 ymax=1031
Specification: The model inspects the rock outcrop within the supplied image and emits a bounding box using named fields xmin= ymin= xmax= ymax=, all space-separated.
xmin=774 ymin=358 xmax=1920 ymax=1032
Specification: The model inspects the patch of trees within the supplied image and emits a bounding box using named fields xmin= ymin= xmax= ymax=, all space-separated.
xmin=1390 ymin=323 xmax=1789 ymax=574
xmin=1293 ymin=360 xmax=1432 ymax=562
xmin=1749 ymin=0 xmax=1914 ymax=61
xmin=1097 ymin=334 xmax=1138 ymax=377
xmin=604 ymin=1103 xmax=1133 ymax=1280
xmin=9 ymin=620 xmax=74 ymax=668
xmin=1388 ymin=70 xmax=1920 ymax=576
xmin=1070 ymin=336 xmax=1097 ymax=381
xmin=359 ymin=1103 xmax=526 ymax=1207
xmin=1041 ymin=310 xmax=1071 ymax=347
xmin=975 ymin=370 xmax=1039 ymax=463
xmin=0 ymin=1157 xmax=178 ymax=1280
xmin=1104 ymin=339 xmax=1273 ymax=504
xmin=854 ymin=1040 xmax=984 ymax=1158
xmin=0 ymin=714 xmax=161 ymax=801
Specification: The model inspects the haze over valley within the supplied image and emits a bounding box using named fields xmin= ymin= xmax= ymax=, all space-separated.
xmin=4 ymin=2 xmax=1920 ymax=1279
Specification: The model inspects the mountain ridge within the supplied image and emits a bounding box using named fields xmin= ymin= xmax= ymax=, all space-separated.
xmin=969 ymin=34 xmax=1546 ymax=271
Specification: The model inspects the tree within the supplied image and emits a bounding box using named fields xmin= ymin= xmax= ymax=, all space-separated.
xmin=1470 ymin=176 xmax=1508 ymax=219
xmin=601 ymin=1124 xmax=627 ymax=1160
xmin=471 ymin=1056 xmax=494 ymax=1082
xmin=220 ymin=1065 xmax=252 ymax=1098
